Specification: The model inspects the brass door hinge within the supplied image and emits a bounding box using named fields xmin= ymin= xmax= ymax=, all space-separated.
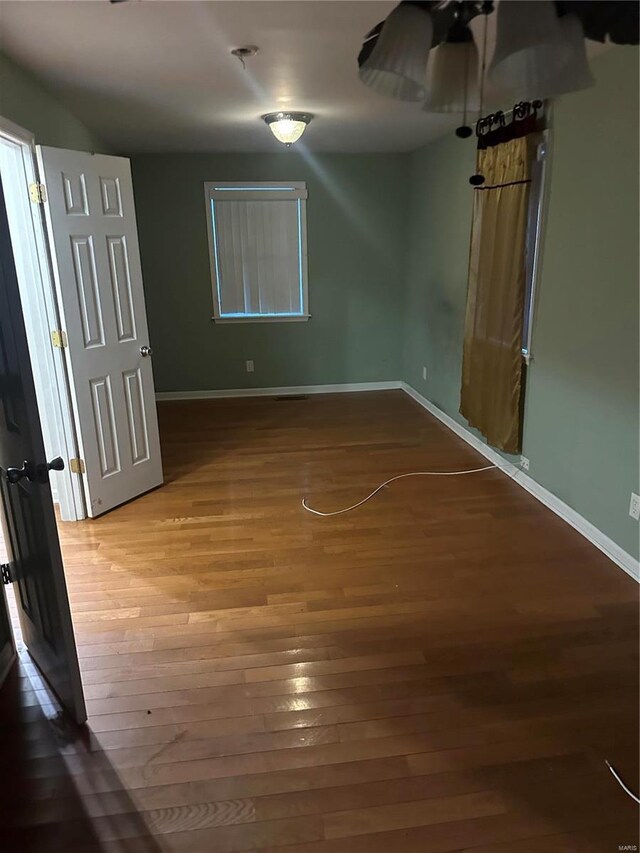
xmin=29 ymin=182 xmax=47 ymax=204
xmin=1 ymin=564 xmax=12 ymax=585
xmin=51 ymin=330 xmax=68 ymax=349
xmin=69 ymin=458 xmax=85 ymax=475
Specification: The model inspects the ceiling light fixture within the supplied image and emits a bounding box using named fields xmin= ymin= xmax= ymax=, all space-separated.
xmin=425 ymin=19 xmax=479 ymax=114
xmin=263 ymin=112 xmax=313 ymax=146
xmin=358 ymin=3 xmax=433 ymax=101
xmin=540 ymin=14 xmax=595 ymax=97
xmin=488 ymin=0 xmax=570 ymax=93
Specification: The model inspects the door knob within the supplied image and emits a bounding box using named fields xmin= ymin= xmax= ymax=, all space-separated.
xmin=7 ymin=458 xmax=65 ymax=485
xmin=140 ymin=345 xmax=153 ymax=357
xmin=35 ymin=456 xmax=65 ymax=484
xmin=46 ymin=456 xmax=65 ymax=472
xmin=6 ymin=461 xmax=36 ymax=484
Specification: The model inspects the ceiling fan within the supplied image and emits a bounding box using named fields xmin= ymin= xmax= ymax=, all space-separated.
xmin=357 ymin=0 xmax=639 ymax=136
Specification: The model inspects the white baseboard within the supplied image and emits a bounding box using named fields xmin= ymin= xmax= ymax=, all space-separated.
xmin=401 ymin=382 xmax=640 ymax=583
xmin=156 ymin=381 xmax=402 ymax=402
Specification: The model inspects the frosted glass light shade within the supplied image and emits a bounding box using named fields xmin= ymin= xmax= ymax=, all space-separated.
xmin=359 ymin=3 xmax=433 ymax=102
xmin=489 ymin=0 xmax=572 ymax=96
xmin=263 ymin=112 xmax=312 ymax=145
xmin=424 ymin=38 xmax=479 ymax=114
xmin=543 ymin=15 xmax=595 ymax=96
xmin=269 ymin=119 xmax=306 ymax=145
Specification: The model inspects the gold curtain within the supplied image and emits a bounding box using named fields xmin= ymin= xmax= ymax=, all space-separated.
xmin=460 ymin=134 xmax=534 ymax=454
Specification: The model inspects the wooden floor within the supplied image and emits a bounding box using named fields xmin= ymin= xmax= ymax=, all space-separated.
xmin=2 ymin=391 xmax=639 ymax=852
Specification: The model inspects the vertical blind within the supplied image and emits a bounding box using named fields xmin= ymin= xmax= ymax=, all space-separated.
xmin=205 ymin=183 xmax=308 ymax=320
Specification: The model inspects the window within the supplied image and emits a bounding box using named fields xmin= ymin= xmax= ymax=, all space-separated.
xmin=205 ymin=181 xmax=309 ymax=322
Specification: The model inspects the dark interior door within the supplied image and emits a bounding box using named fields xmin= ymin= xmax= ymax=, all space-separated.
xmin=0 ymin=176 xmax=86 ymax=723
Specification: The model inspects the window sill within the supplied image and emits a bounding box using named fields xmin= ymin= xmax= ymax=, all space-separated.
xmin=212 ymin=315 xmax=310 ymax=324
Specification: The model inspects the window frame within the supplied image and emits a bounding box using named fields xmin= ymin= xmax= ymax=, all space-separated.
xmin=522 ymin=128 xmax=551 ymax=363
xmin=204 ymin=181 xmax=310 ymax=324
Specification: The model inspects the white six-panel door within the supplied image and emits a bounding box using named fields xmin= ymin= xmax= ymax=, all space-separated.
xmin=36 ymin=148 xmax=162 ymax=517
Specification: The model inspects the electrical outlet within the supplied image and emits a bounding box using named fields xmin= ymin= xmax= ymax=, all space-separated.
xmin=422 ymin=366 xmax=427 ymax=381
xmin=629 ymin=492 xmax=640 ymax=521
xmin=245 ymin=360 xmax=254 ymax=373
xmin=520 ymin=455 xmax=530 ymax=471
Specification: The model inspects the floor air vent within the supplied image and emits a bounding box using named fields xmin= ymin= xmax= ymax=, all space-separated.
xmin=275 ymin=395 xmax=309 ymax=401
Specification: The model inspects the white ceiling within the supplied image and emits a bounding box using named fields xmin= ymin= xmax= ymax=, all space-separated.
xmin=0 ymin=0 xmax=476 ymax=153
xmin=0 ymin=1 xmax=609 ymax=154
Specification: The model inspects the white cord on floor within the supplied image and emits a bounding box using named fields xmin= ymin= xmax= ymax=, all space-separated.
xmin=303 ymin=471 xmax=640 ymax=806
xmin=302 ymin=465 xmax=497 ymax=517
xmin=605 ymin=761 xmax=640 ymax=804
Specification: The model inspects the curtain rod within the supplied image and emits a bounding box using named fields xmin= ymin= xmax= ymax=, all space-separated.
xmin=470 ymin=100 xmax=546 ymax=184
xmin=476 ymin=100 xmax=545 ymax=138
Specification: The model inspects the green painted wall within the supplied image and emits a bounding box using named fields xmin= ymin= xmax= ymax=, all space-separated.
xmin=131 ymin=153 xmax=408 ymax=392
xmin=0 ymin=50 xmax=108 ymax=152
xmin=402 ymin=47 xmax=640 ymax=559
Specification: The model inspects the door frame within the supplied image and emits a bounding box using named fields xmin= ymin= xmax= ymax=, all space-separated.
xmin=0 ymin=583 xmax=16 ymax=689
xmin=0 ymin=115 xmax=86 ymax=521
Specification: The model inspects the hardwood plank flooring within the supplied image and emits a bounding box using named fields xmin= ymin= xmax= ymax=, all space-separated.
xmin=1 ymin=390 xmax=638 ymax=852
